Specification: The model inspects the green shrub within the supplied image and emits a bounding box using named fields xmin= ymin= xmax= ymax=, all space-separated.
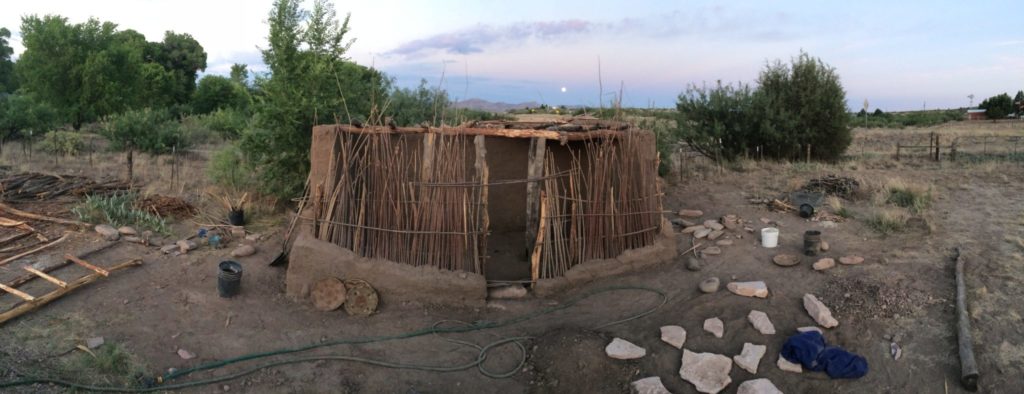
xmin=676 ymin=51 xmax=850 ymax=161
xmin=72 ymin=192 xmax=168 ymax=234
xmin=207 ymin=143 xmax=259 ymax=191
xmin=38 ymin=130 xmax=85 ymax=156
xmin=199 ymin=108 xmax=248 ymax=139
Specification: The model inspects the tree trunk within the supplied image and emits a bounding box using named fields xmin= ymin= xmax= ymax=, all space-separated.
xmin=127 ymin=149 xmax=134 ymax=183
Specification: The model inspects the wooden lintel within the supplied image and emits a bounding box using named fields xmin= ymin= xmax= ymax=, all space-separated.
xmin=317 ymin=124 xmax=639 ymax=142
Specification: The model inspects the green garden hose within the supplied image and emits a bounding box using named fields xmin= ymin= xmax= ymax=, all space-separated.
xmin=0 ymin=285 xmax=665 ymax=392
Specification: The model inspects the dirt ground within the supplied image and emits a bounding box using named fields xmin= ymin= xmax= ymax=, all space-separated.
xmin=2 ymin=123 xmax=1024 ymax=393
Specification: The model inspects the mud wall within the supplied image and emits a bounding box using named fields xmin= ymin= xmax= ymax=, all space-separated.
xmin=287 ymin=227 xmax=488 ymax=307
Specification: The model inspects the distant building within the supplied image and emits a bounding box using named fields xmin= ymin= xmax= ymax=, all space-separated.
xmin=966 ymin=108 xmax=986 ymax=121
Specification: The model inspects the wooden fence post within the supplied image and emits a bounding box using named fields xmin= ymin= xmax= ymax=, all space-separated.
xmin=896 ymin=144 xmax=901 ymax=161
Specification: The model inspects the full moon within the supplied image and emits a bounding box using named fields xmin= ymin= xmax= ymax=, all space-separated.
xmin=560 ymin=87 xmax=567 ymax=93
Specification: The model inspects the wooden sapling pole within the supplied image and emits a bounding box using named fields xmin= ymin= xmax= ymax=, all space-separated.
xmin=955 ymin=247 xmax=979 ymax=391
xmin=0 ymin=204 xmax=89 ymax=228
xmin=525 ymin=138 xmax=546 ymax=252
xmin=530 ymin=190 xmax=547 ymax=287
xmin=0 ymin=233 xmax=70 ymax=267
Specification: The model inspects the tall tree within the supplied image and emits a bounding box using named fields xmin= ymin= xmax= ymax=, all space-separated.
xmin=0 ymin=27 xmax=15 ymax=93
xmin=150 ymin=32 xmax=207 ymax=104
xmin=230 ymin=63 xmax=249 ymax=86
xmin=979 ymin=93 xmax=1013 ymax=120
xmin=241 ymin=0 xmax=389 ymax=197
xmin=193 ymin=75 xmax=249 ymax=114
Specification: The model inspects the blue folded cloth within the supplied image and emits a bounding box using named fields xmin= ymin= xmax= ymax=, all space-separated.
xmin=781 ymin=331 xmax=868 ymax=379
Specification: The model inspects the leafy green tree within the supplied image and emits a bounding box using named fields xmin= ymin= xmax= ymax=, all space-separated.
xmin=241 ymin=0 xmax=390 ymax=197
xmin=193 ymin=75 xmax=249 ymax=114
xmin=230 ymin=63 xmax=249 ymax=87
xmin=148 ymin=32 xmax=207 ymax=104
xmin=385 ymin=79 xmax=450 ymax=126
xmin=979 ymin=93 xmax=1013 ymax=120
xmin=751 ymin=52 xmax=850 ymax=160
xmin=0 ymin=94 xmax=58 ymax=153
xmin=101 ymin=108 xmax=187 ymax=181
xmin=675 ymin=81 xmax=755 ymax=159
xmin=0 ymin=27 xmax=15 ymax=93
xmin=19 ymin=16 xmax=144 ymax=128
xmin=1014 ymin=90 xmax=1024 ymax=104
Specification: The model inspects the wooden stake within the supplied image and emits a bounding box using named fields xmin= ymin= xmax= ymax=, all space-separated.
xmin=0 ymin=259 xmax=142 ymax=326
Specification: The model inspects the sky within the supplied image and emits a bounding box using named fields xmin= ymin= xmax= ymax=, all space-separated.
xmin=2 ymin=0 xmax=1023 ymax=111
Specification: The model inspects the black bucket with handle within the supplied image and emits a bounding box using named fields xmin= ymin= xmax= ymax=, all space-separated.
xmin=218 ymin=260 xmax=243 ymax=298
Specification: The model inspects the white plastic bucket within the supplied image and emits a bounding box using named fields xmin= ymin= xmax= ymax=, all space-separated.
xmin=761 ymin=227 xmax=779 ymax=248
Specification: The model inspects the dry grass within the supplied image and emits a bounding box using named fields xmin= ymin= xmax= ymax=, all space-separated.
xmin=865 ymin=208 xmax=909 ymax=235
xmin=881 ymin=178 xmax=932 ymax=213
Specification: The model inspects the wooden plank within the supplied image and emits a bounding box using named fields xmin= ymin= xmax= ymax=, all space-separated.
xmin=525 ymin=138 xmax=546 ymax=252
xmin=0 ymin=259 xmax=142 ymax=326
xmin=530 ymin=190 xmax=548 ymax=286
xmin=22 ymin=266 xmax=67 ymax=288
xmin=64 ymin=254 xmax=109 ymax=277
xmin=0 ymin=282 xmax=34 ymax=301
xmin=421 ymin=133 xmax=436 ymax=182
xmin=0 ymin=233 xmax=70 ymax=267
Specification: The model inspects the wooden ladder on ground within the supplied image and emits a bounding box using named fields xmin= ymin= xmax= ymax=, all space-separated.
xmin=0 ymin=254 xmax=142 ymax=325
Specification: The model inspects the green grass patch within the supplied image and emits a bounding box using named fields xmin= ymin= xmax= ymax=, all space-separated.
xmin=866 ymin=209 xmax=907 ymax=235
xmin=72 ymin=192 xmax=168 ymax=234
xmin=886 ymin=186 xmax=931 ymax=213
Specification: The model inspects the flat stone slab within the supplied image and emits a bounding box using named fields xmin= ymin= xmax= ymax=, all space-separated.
xmin=803 ymin=293 xmax=839 ymax=328
xmin=772 ymin=254 xmax=800 ymax=267
xmin=727 ymin=281 xmax=769 ymax=298
xmin=703 ymin=317 xmax=724 ymax=338
xmin=680 ymin=349 xmax=733 ymax=394
xmin=630 ymin=376 xmax=672 ymax=394
xmin=797 ymin=326 xmax=824 ymax=334
xmin=777 ymin=354 xmax=803 ymax=373
xmin=660 ymin=325 xmax=687 ymax=349
xmin=732 ymin=343 xmax=767 ymax=374
xmin=839 ymin=255 xmax=865 ymax=265
xmin=699 ymin=277 xmax=720 ymax=293
xmin=606 ymin=338 xmax=646 ymax=360
xmin=747 ymin=310 xmax=776 ymax=335
xmin=679 ymin=209 xmax=704 ymax=217
xmin=737 ymin=378 xmax=783 ymax=394
xmin=683 ymin=225 xmax=706 ymax=234
xmin=812 ymin=258 xmax=835 ymax=271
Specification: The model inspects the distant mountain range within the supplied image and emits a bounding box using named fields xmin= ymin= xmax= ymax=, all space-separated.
xmin=452 ymin=98 xmax=540 ymax=113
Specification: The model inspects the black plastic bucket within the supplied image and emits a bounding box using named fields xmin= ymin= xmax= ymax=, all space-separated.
xmin=799 ymin=203 xmax=815 ymax=218
xmin=218 ymin=261 xmax=243 ymax=298
xmin=228 ymin=209 xmax=245 ymax=226
xmin=803 ymin=230 xmax=822 ymax=256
